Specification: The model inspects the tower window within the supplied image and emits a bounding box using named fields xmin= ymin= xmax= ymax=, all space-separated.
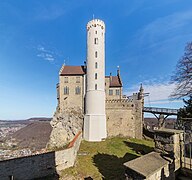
xmin=76 ymin=77 xmax=80 ymax=83
xmin=95 ymin=62 xmax=98 ymax=69
xmin=64 ymin=77 xmax=68 ymax=83
xmin=94 ymin=38 xmax=98 ymax=45
xmin=64 ymin=87 xmax=69 ymax=95
xmin=95 ymin=73 xmax=97 ymax=80
xmin=95 ymin=51 xmax=98 ymax=58
xmin=75 ymin=86 xmax=81 ymax=95
xmin=95 ymin=84 xmax=97 ymax=90
xmin=109 ymin=89 xmax=113 ymax=96
xmin=95 ymin=31 xmax=97 ymax=34
xmin=116 ymin=89 xmax=120 ymax=95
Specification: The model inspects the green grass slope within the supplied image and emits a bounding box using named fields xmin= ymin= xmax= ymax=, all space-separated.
xmin=61 ymin=137 xmax=154 ymax=180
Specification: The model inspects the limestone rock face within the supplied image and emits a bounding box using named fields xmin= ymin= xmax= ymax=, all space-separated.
xmin=47 ymin=107 xmax=83 ymax=149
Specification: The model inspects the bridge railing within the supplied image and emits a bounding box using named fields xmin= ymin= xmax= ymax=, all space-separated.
xmin=143 ymin=107 xmax=178 ymax=115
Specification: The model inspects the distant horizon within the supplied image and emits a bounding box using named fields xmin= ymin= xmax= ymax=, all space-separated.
xmin=0 ymin=117 xmax=52 ymax=121
xmin=0 ymin=115 xmax=178 ymax=121
xmin=1 ymin=1 xmax=191 ymax=119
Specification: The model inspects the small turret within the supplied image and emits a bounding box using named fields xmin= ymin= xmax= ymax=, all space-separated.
xmin=138 ymin=83 xmax=144 ymax=100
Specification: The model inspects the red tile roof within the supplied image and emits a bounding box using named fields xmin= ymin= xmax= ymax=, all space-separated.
xmin=60 ymin=66 xmax=85 ymax=75
xmin=109 ymin=76 xmax=122 ymax=87
xmin=60 ymin=65 xmax=122 ymax=87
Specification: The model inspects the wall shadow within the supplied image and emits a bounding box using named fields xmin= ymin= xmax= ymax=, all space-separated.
xmin=93 ymin=152 xmax=138 ymax=179
xmin=143 ymin=127 xmax=154 ymax=139
xmin=0 ymin=151 xmax=59 ymax=180
xmin=123 ymin=141 xmax=154 ymax=155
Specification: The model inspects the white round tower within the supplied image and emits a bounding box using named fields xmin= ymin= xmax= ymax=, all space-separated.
xmin=83 ymin=19 xmax=107 ymax=141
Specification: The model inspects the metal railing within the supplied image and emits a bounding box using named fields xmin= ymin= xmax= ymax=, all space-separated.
xmin=143 ymin=107 xmax=178 ymax=115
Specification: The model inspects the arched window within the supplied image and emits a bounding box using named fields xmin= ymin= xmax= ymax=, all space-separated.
xmin=95 ymin=62 xmax=98 ymax=69
xmin=95 ymin=84 xmax=97 ymax=90
xmin=64 ymin=87 xmax=69 ymax=95
xmin=95 ymin=51 xmax=98 ymax=58
xmin=75 ymin=86 xmax=81 ymax=95
xmin=95 ymin=73 xmax=97 ymax=80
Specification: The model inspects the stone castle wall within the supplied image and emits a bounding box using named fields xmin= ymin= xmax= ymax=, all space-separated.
xmin=0 ymin=132 xmax=82 ymax=180
xmin=59 ymin=75 xmax=85 ymax=113
xmin=106 ymin=98 xmax=143 ymax=139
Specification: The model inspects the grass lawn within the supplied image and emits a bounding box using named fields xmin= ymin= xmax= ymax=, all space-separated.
xmin=61 ymin=137 xmax=154 ymax=180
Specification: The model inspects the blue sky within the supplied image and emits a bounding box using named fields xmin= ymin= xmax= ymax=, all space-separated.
xmin=0 ymin=0 xmax=192 ymax=119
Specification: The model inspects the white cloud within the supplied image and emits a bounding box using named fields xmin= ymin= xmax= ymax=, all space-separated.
xmin=125 ymin=81 xmax=183 ymax=108
xmin=37 ymin=45 xmax=55 ymax=62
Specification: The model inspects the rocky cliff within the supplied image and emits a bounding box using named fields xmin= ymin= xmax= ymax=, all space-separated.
xmin=47 ymin=107 xmax=83 ymax=149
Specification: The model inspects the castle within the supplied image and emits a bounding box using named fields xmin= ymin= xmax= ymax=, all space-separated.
xmin=56 ymin=19 xmax=144 ymax=141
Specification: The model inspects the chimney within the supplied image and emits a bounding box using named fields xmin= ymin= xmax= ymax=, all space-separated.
xmin=110 ymin=72 xmax=112 ymax=83
xmin=117 ymin=66 xmax=120 ymax=76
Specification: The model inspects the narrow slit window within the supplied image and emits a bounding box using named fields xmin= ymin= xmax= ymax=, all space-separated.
xmin=95 ymin=51 xmax=98 ymax=58
xmin=95 ymin=73 xmax=97 ymax=80
xmin=95 ymin=84 xmax=97 ymax=90
xmin=95 ymin=62 xmax=98 ymax=69
xmin=94 ymin=38 xmax=98 ymax=44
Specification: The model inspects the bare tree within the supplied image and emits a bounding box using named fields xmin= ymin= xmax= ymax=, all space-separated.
xmin=170 ymin=42 xmax=192 ymax=98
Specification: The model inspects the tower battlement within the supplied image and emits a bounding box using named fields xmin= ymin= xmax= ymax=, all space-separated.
xmin=106 ymin=99 xmax=134 ymax=103
xmin=87 ymin=19 xmax=105 ymax=31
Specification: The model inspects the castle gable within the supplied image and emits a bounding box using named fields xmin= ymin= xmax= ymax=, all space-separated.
xmin=105 ymin=76 xmax=122 ymax=87
xmin=60 ymin=66 xmax=85 ymax=76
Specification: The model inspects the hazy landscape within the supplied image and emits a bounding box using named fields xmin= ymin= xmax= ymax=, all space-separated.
xmin=0 ymin=118 xmax=52 ymax=160
xmin=0 ymin=117 xmax=176 ymax=161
